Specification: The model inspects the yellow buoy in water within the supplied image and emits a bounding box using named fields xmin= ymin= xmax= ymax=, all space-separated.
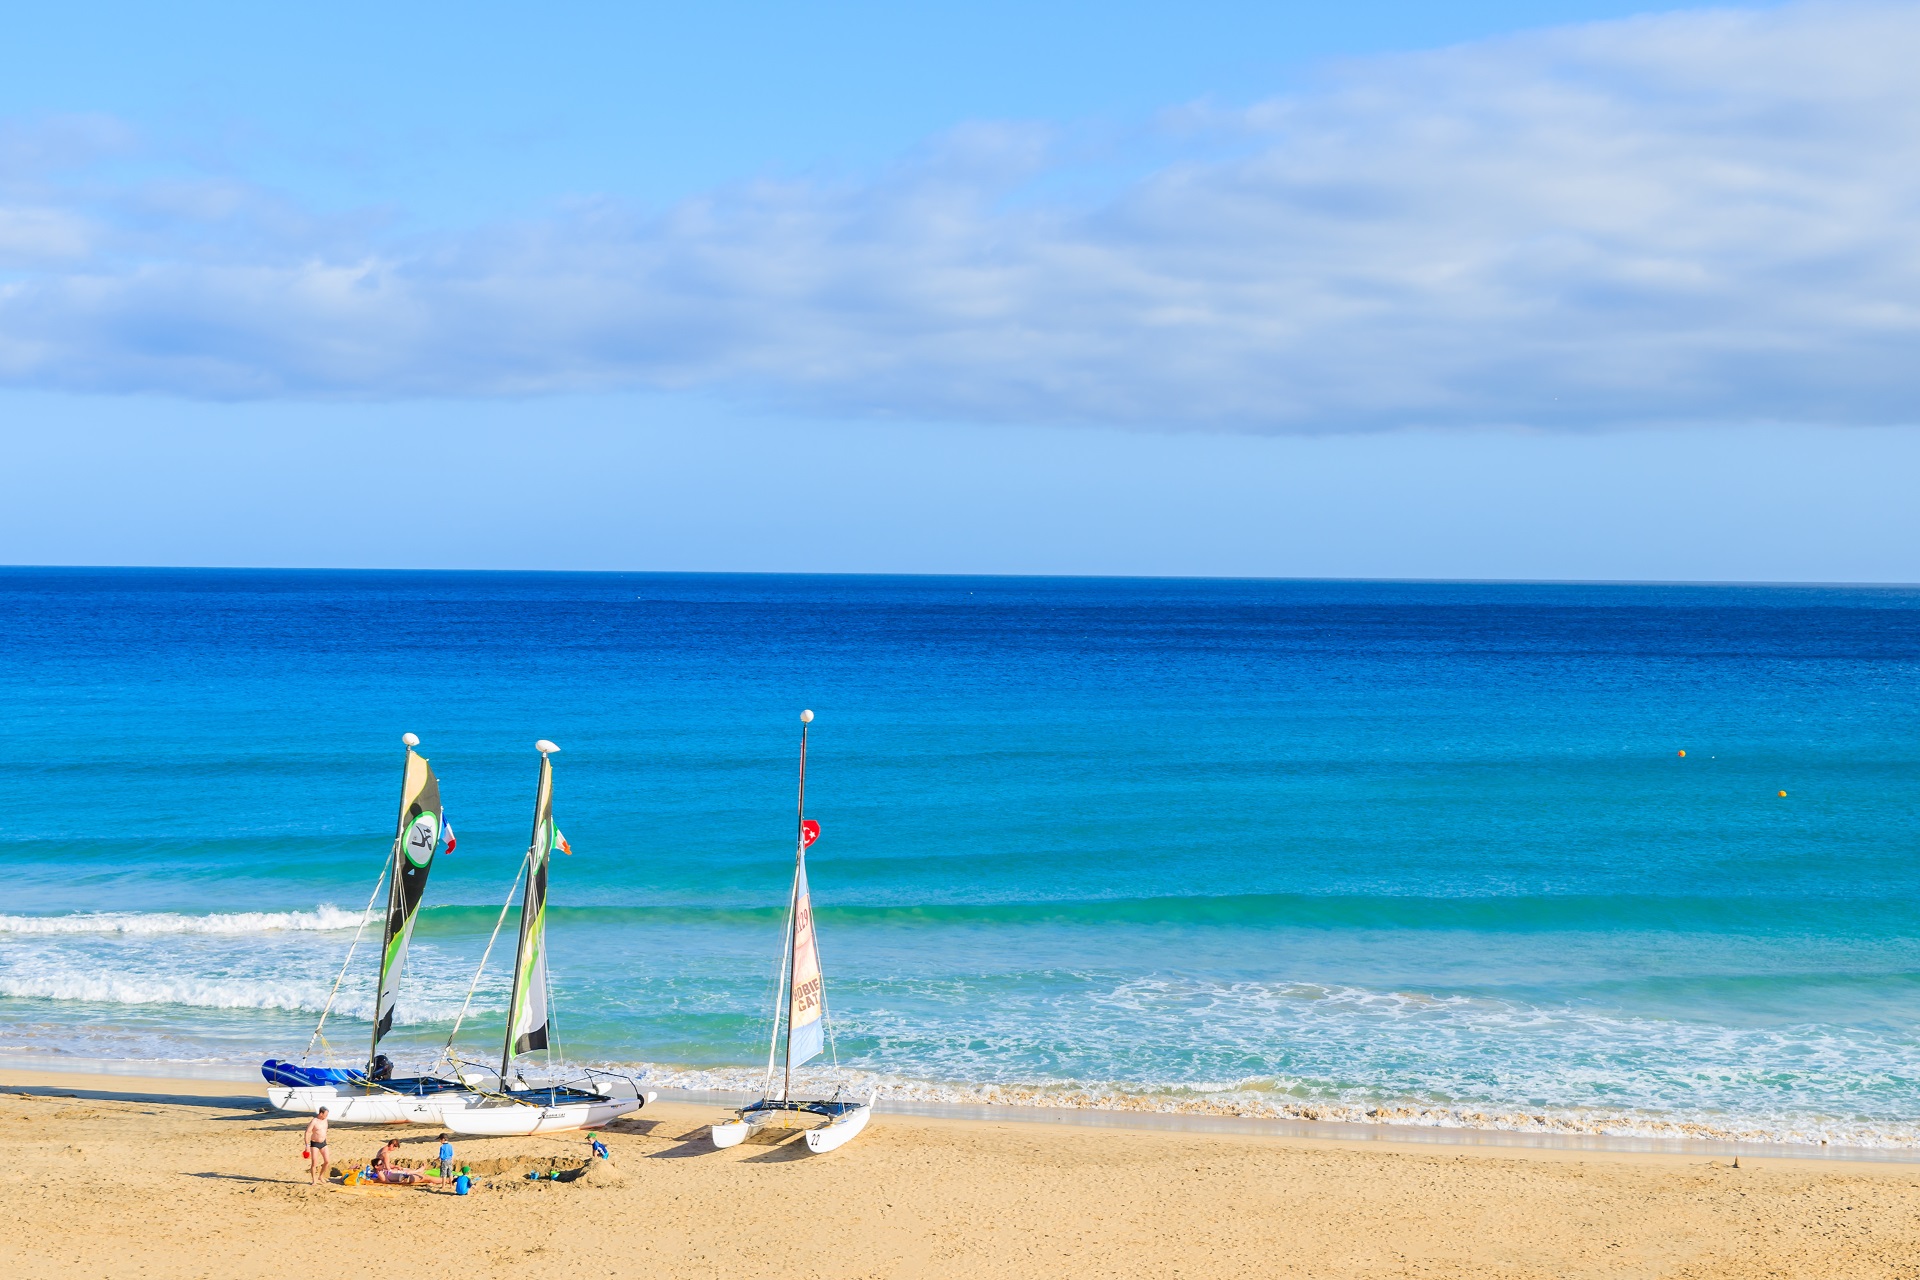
xmin=1778 ymin=790 xmax=1788 ymax=798
xmin=1677 ymin=750 xmax=1686 ymax=757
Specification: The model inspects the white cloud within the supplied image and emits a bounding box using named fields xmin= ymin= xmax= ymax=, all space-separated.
xmin=3 ymin=2 xmax=1919 ymax=430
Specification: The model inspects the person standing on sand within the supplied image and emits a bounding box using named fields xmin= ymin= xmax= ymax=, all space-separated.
xmin=438 ymin=1138 xmax=455 ymax=1189
xmin=304 ymin=1108 xmax=330 ymax=1186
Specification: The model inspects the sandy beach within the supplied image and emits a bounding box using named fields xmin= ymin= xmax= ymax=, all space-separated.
xmin=2 ymin=1069 xmax=1916 ymax=1278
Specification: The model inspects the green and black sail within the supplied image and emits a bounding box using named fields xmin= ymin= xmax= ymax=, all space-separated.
xmin=501 ymin=744 xmax=563 ymax=1081
xmin=370 ymin=745 xmax=445 ymax=1063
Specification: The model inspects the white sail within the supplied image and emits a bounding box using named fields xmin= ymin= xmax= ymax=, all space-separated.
xmin=787 ymin=859 xmax=824 ymax=1068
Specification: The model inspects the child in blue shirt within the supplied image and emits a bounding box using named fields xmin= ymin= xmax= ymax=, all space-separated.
xmin=438 ymin=1139 xmax=455 ymax=1188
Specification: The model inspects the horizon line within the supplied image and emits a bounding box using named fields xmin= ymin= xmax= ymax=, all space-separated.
xmin=3 ymin=564 xmax=1917 ymax=590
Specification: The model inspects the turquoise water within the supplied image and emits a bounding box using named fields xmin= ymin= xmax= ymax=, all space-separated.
xmin=3 ymin=569 xmax=1919 ymax=1143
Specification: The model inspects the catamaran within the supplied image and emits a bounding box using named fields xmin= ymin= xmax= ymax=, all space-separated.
xmin=712 ymin=711 xmax=874 ymax=1154
xmin=264 ymin=733 xmax=475 ymax=1124
xmin=425 ymin=740 xmax=649 ymax=1135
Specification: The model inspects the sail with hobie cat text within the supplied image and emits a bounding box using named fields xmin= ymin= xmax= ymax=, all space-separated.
xmin=373 ymin=746 xmax=444 ymax=1052
xmin=787 ymin=827 xmax=824 ymax=1068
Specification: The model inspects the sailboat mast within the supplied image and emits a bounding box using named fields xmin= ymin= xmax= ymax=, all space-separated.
xmin=784 ymin=710 xmax=812 ymax=1101
xmin=369 ymin=733 xmax=418 ymax=1077
xmin=500 ymin=749 xmax=550 ymax=1086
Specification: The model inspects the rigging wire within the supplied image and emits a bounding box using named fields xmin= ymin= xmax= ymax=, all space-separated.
xmin=440 ymin=847 xmax=531 ymax=1067
xmin=541 ymin=901 xmax=561 ymax=1086
xmin=747 ymin=915 xmax=787 ymax=1096
xmin=303 ymin=862 xmax=389 ymax=1062
xmin=764 ymin=871 xmax=799 ymax=1099
xmin=817 ymin=932 xmax=841 ymax=1073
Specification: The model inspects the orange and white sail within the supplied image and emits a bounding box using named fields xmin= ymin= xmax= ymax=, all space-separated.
xmin=787 ymin=817 xmax=825 ymax=1068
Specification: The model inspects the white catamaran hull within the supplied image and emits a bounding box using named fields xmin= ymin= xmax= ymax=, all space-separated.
xmin=711 ymin=1095 xmax=875 ymax=1153
xmin=428 ymin=1094 xmax=647 ymax=1135
xmin=710 ymin=1111 xmax=767 ymax=1148
xmin=804 ymin=1103 xmax=871 ymax=1153
xmin=267 ymin=1085 xmax=486 ymax=1125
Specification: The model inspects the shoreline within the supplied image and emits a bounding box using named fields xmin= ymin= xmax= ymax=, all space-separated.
xmin=8 ymin=1064 xmax=1920 ymax=1278
xmin=11 ymin=1053 xmax=1918 ymax=1166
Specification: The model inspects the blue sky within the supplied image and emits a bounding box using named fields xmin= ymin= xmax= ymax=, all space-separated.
xmin=5 ymin=0 xmax=1919 ymax=579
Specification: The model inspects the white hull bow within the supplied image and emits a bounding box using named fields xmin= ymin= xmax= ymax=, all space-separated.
xmin=804 ymin=1102 xmax=871 ymax=1152
xmin=431 ymin=1092 xmax=651 ymax=1135
xmin=267 ymin=1083 xmax=491 ymax=1125
xmin=710 ymin=1111 xmax=766 ymax=1149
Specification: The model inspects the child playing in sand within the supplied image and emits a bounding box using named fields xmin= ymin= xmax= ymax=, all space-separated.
xmin=304 ymin=1108 xmax=330 ymax=1186
xmin=438 ymin=1138 xmax=455 ymax=1188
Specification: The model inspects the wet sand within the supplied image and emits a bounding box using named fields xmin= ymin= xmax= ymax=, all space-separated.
xmin=3 ymin=1068 xmax=1918 ymax=1278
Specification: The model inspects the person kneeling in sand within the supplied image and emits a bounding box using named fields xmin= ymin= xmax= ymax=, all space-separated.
xmin=305 ymin=1108 xmax=330 ymax=1186
xmin=370 ymin=1139 xmax=428 ymax=1185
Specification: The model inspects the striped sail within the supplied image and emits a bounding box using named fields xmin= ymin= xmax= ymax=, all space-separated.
xmin=372 ymin=749 xmax=442 ymax=1048
xmin=503 ymin=755 xmax=554 ymax=1074
xmin=787 ymin=859 xmax=824 ymax=1068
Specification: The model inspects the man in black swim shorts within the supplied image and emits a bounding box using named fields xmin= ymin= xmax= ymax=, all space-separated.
xmin=305 ymin=1107 xmax=330 ymax=1186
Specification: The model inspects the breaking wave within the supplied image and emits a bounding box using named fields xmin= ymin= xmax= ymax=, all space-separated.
xmin=0 ymin=907 xmax=369 ymax=935
xmin=0 ymin=969 xmax=482 ymax=1025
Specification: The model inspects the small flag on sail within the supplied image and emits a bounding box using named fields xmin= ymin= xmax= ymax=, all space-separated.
xmin=800 ymin=819 xmax=820 ymax=849
xmin=442 ymin=818 xmax=456 ymax=854
xmin=556 ymin=829 xmax=572 ymax=855
xmin=787 ymin=860 xmax=825 ymax=1067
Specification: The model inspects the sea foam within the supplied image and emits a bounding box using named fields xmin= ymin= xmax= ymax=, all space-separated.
xmin=606 ymin=1060 xmax=1920 ymax=1150
xmin=0 ymin=968 xmax=484 ymax=1025
xmin=0 ymin=906 xmax=368 ymax=935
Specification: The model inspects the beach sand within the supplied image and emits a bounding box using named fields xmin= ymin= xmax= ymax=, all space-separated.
xmin=3 ymin=1069 xmax=1918 ymax=1278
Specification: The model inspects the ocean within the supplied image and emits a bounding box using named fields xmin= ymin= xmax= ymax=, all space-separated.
xmin=3 ymin=567 xmax=1919 ymax=1146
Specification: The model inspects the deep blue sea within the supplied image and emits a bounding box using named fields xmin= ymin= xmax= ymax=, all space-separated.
xmin=4 ymin=568 xmax=1920 ymax=1144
